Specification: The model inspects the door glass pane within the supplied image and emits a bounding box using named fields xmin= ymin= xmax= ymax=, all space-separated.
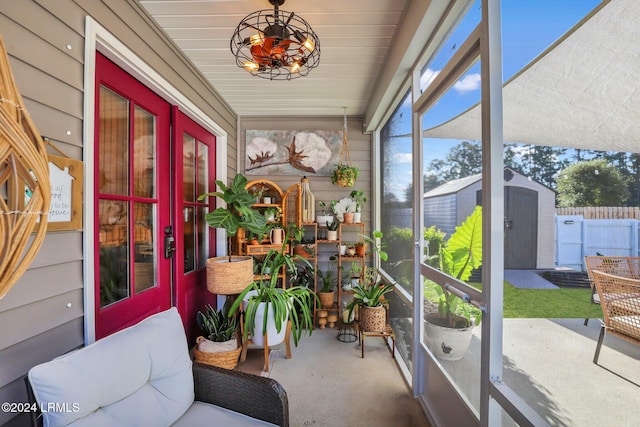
xmin=197 ymin=206 xmax=208 ymax=269
xmin=99 ymin=200 xmax=129 ymax=306
xmin=134 ymin=202 xmax=156 ymax=293
xmin=133 ymin=106 xmax=156 ymax=198
xmin=183 ymin=206 xmax=196 ymax=273
xmin=198 ymin=142 xmax=208 ymax=196
xmin=99 ymin=87 xmax=129 ymax=195
xmin=183 ymin=134 xmax=196 ymax=202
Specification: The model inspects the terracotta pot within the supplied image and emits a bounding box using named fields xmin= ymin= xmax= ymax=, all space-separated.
xmin=343 ymin=212 xmax=354 ymax=224
xmin=355 ymin=243 xmax=367 ymax=257
xmin=359 ymin=305 xmax=386 ymax=332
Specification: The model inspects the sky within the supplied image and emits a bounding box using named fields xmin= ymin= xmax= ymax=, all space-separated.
xmin=386 ymin=0 xmax=603 ymax=201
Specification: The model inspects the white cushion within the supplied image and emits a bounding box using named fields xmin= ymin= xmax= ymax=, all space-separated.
xmin=610 ymin=315 xmax=640 ymax=340
xmin=172 ymin=401 xmax=278 ymax=427
xmin=29 ymin=308 xmax=194 ymax=427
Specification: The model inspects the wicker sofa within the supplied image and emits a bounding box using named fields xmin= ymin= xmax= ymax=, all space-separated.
xmin=25 ymin=307 xmax=289 ymax=427
xmin=585 ymin=256 xmax=640 ymax=364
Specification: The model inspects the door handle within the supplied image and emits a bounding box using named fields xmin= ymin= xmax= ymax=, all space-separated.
xmin=164 ymin=226 xmax=176 ymax=259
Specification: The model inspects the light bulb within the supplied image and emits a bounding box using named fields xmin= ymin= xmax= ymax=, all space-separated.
xmin=244 ymin=61 xmax=259 ymax=72
xmin=303 ymin=38 xmax=315 ymax=51
xmin=249 ymin=33 xmax=263 ymax=46
xmin=290 ymin=62 xmax=301 ymax=73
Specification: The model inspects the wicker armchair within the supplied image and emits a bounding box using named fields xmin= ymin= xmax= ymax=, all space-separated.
xmin=193 ymin=363 xmax=289 ymax=426
xmin=26 ymin=363 xmax=289 ymax=427
xmin=24 ymin=308 xmax=289 ymax=427
xmin=590 ymin=269 xmax=640 ymax=364
xmin=583 ymin=256 xmax=640 ymax=325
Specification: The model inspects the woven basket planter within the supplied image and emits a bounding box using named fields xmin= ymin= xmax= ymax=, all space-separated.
xmin=194 ymin=336 xmax=241 ymax=370
xmin=318 ymin=291 xmax=335 ymax=309
xmin=359 ymin=305 xmax=386 ymax=332
xmin=206 ymin=256 xmax=253 ymax=295
xmin=336 ymin=174 xmax=355 ymax=187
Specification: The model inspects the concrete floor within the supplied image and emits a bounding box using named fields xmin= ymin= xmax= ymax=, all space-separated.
xmin=438 ymin=318 xmax=640 ymax=426
xmin=240 ymin=327 xmax=430 ymax=427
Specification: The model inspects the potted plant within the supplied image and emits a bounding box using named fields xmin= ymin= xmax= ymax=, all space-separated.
xmin=199 ymin=173 xmax=267 ymax=295
xmin=331 ymin=197 xmax=357 ymax=223
xmin=424 ymin=206 xmax=483 ymax=361
xmin=326 ymin=220 xmax=339 ymax=241
xmin=317 ymin=265 xmax=337 ymax=309
xmin=347 ymin=282 xmax=394 ymax=332
xmin=194 ymin=301 xmax=241 ymax=369
xmin=228 ymin=233 xmax=317 ymax=347
xmin=331 ymin=164 xmax=359 ymax=187
xmin=316 ymin=201 xmax=334 ymax=226
xmin=349 ymin=190 xmax=366 ymax=223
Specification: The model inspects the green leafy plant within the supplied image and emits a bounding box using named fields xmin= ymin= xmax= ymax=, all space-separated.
xmin=346 ymin=282 xmax=394 ymax=320
xmin=198 ymin=173 xmax=267 ymax=258
xmin=331 ymin=164 xmax=360 ymax=187
xmin=196 ymin=301 xmax=238 ymax=342
xmin=228 ymin=232 xmax=318 ymax=346
xmin=349 ymin=190 xmax=366 ymax=212
xmin=359 ymin=229 xmax=388 ymax=262
xmin=317 ymin=266 xmax=337 ymax=293
xmin=426 ymin=205 xmax=483 ymax=328
xmin=326 ymin=220 xmax=339 ymax=231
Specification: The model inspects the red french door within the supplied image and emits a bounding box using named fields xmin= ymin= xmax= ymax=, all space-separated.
xmin=173 ymin=108 xmax=217 ymax=341
xmin=94 ymin=53 xmax=172 ymax=339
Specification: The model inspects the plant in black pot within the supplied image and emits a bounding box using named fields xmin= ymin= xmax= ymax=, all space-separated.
xmin=424 ymin=206 xmax=483 ymax=361
xmin=194 ymin=301 xmax=241 ymax=369
xmin=198 ymin=173 xmax=267 ymax=295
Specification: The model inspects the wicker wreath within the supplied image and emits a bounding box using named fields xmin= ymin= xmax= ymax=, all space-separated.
xmin=0 ymin=35 xmax=51 ymax=299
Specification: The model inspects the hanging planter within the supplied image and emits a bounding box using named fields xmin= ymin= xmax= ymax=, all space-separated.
xmin=331 ymin=108 xmax=359 ymax=187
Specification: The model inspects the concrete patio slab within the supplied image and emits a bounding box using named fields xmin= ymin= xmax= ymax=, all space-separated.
xmin=505 ymin=269 xmax=559 ymax=289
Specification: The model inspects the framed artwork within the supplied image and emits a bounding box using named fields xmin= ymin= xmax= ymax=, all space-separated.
xmin=245 ymin=130 xmax=343 ymax=176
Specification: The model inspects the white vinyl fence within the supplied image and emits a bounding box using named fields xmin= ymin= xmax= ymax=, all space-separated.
xmin=556 ymin=215 xmax=640 ymax=271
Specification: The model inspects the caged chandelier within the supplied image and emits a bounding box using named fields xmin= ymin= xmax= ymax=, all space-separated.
xmin=230 ymin=0 xmax=321 ymax=80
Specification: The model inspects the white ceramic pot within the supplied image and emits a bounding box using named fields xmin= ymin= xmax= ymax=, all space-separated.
xmin=353 ymin=212 xmax=362 ymax=223
xmin=327 ymin=230 xmax=338 ymax=241
xmin=424 ymin=315 xmax=475 ymax=361
xmin=242 ymin=290 xmax=290 ymax=347
xmin=316 ymin=215 xmax=333 ymax=226
xmin=339 ymin=244 xmax=347 ymax=255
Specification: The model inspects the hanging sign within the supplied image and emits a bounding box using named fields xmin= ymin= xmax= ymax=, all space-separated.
xmin=46 ymin=155 xmax=82 ymax=231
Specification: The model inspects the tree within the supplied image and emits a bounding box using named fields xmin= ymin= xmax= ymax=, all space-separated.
xmin=425 ymin=140 xmax=482 ymax=183
xmin=556 ymin=159 xmax=629 ymax=207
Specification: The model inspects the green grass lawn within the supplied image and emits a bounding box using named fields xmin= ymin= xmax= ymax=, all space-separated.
xmin=503 ymin=281 xmax=603 ymax=318
xmin=465 ymin=281 xmax=603 ymax=319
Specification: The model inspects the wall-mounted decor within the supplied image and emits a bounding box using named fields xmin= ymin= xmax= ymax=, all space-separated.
xmin=0 ymin=34 xmax=51 ymax=299
xmin=245 ymin=130 xmax=342 ymax=176
xmin=47 ymin=154 xmax=83 ymax=231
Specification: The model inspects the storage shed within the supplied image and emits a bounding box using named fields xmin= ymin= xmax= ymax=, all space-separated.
xmin=424 ymin=168 xmax=556 ymax=269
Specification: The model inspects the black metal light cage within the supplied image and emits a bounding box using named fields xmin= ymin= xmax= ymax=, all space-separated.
xmin=230 ymin=0 xmax=321 ymax=80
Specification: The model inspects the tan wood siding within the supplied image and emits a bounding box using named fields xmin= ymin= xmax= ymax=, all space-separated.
xmin=0 ymin=1 xmax=238 ymax=424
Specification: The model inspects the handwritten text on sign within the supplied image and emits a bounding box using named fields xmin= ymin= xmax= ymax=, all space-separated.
xmin=48 ymin=162 xmax=74 ymax=222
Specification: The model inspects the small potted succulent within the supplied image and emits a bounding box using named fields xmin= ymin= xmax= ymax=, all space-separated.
xmin=326 ymin=220 xmax=339 ymax=241
xmin=349 ymin=190 xmax=366 ymax=223
xmin=316 ymin=201 xmax=334 ymax=226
